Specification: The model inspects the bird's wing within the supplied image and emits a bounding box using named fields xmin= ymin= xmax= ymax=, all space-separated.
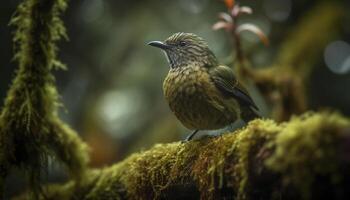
xmin=209 ymin=65 xmax=258 ymax=110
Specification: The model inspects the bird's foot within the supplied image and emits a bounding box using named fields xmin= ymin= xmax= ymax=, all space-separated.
xmin=183 ymin=130 xmax=199 ymax=142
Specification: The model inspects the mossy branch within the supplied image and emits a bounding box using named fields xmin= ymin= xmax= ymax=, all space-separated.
xmin=0 ymin=0 xmax=89 ymax=198
xmin=16 ymin=112 xmax=350 ymax=200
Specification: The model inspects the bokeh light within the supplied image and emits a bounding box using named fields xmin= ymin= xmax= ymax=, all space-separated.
xmin=263 ymin=0 xmax=292 ymax=22
xmin=179 ymin=0 xmax=209 ymax=14
xmin=96 ymin=89 xmax=146 ymax=138
xmin=324 ymin=40 xmax=350 ymax=74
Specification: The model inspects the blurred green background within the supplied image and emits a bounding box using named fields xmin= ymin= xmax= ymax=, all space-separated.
xmin=1 ymin=0 xmax=350 ymax=196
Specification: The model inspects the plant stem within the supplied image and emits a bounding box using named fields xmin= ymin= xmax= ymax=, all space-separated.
xmin=233 ymin=29 xmax=244 ymax=66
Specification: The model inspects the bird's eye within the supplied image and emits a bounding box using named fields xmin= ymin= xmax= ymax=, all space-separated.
xmin=179 ymin=41 xmax=187 ymax=47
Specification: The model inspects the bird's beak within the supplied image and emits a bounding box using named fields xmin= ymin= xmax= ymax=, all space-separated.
xmin=147 ymin=41 xmax=170 ymax=50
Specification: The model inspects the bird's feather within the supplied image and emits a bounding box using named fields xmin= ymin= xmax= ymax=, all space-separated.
xmin=209 ymin=65 xmax=258 ymax=110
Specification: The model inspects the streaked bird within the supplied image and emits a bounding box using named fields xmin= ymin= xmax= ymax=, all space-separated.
xmin=148 ymin=32 xmax=259 ymax=141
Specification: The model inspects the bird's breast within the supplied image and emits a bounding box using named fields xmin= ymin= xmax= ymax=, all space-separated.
xmin=163 ymin=66 xmax=209 ymax=99
xmin=163 ymin=65 xmax=236 ymax=130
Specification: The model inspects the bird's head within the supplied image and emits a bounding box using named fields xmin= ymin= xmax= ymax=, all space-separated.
xmin=148 ymin=32 xmax=218 ymax=68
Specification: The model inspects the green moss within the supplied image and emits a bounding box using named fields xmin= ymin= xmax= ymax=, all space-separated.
xmin=13 ymin=113 xmax=350 ymax=199
xmin=265 ymin=113 xmax=350 ymax=199
xmin=122 ymin=142 xmax=188 ymax=199
xmin=230 ymin=119 xmax=281 ymax=199
xmin=0 ymin=0 xmax=88 ymax=198
xmin=119 ymin=113 xmax=348 ymax=200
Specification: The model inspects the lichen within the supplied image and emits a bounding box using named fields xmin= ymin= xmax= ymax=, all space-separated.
xmin=0 ymin=0 xmax=89 ymax=198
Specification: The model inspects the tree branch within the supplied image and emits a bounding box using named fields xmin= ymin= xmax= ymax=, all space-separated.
xmin=16 ymin=112 xmax=350 ymax=200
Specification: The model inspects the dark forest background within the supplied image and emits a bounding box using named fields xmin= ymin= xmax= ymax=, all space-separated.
xmin=1 ymin=0 xmax=350 ymax=197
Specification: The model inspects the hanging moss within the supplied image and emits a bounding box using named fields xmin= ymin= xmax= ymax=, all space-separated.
xmin=0 ymin=0 xmax=89 ymax=198
xmin=16 ymin=112 xmax=350 ymax=200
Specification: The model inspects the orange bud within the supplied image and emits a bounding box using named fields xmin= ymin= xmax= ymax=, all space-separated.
xmin=224 ymin=0 xmax=235 ymax=9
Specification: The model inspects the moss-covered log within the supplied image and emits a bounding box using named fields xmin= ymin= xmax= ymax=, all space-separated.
xmin=0 ymin=0 xmax=89 ymax=198
xmin=15 ymin=112 xmax=350 ymax=200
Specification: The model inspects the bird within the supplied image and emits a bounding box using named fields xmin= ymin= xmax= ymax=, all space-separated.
xmin=148 ymin=32 xmax=259 ymax=141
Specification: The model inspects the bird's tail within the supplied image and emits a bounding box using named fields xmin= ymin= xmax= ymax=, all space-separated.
xmin=240 ymin=106 xmax=260 ymax=124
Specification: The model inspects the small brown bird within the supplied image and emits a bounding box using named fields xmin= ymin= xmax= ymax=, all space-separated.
xmin=148 ymin=32 xmax=259 ymax=141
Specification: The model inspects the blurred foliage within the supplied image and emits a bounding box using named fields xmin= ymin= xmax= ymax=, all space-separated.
xmin=244 ymin=1 xmax=344 ymax=121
